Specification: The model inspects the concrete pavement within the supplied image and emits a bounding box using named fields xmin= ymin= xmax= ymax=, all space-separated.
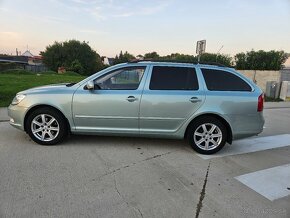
xmin=264 ymin=101 xmax=290 ymax=109
xmin=0 ymin=107 xmax=9 ymax=121
xmin=0 ymin=106 xmax=290 ymax=217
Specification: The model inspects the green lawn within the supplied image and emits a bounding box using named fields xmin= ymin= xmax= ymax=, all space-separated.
xmin=0 ymin=70 xmax=85 ymax=107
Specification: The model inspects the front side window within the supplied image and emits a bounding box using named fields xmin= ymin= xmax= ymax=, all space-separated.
xmin=201 ymin=68 xmax=252 ymax=91
xmin=95 ymin=67 xmax=145 ymax=90
xmin=149 ymin=66 xmax=199 ymax=90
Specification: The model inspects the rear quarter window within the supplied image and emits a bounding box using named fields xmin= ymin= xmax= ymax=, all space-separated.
xmin=201 ymin=68 xmax=252 ymax=91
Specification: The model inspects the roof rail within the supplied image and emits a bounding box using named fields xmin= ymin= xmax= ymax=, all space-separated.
xmin=128 ymin=59 xmax=228 ymax=67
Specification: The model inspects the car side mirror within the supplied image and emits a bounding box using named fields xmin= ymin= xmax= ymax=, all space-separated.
xmin=86 ymin=81 xmax=94 ymax=90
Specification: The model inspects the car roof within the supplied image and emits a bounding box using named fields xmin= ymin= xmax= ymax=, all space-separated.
xmin=119 ymin=60 xmax=232 ymax=70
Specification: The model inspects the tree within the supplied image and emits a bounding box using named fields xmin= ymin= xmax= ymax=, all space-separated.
xmin=161 ymin=53 xmax=197 ymax=62
xmin=113 ymin=51 xmax=135 ymax=64
xmin=144 ymin=51 xmax=159 ymax=59
xmin=199 ymin=53 xmax=233 ymax=67
xmin=69 ymin=59 xmax=84 ymax=74
xmin=42 ymin=40 xmax=104 ymax=75
xmin=234 ymin=50 xmax=288 ymax=70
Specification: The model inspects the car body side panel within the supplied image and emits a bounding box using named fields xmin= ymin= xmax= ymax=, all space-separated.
xmin=8 ymin=88 xmax=76 ymax=131
xmin=164 ymin=66 xmax=264 ymax=140
xmin=194 ymin=92 xmax=264 ymax=139
xmin=194 ymin=66 xmax=265 ymax=139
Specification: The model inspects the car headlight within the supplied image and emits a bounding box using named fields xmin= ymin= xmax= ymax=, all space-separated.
xmin=11 ymin=94 xmax=26 ymax=105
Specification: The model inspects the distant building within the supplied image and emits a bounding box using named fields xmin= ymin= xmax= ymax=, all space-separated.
xmin=22 ymin=50 xmax=34 ymax=57
xmin=0 ymin=51 xmax=47 ymax=72
xmin=281 ymin=56 xmax=290 ymax=81
xmin=136 ymin=55 xmax=144 ymax=60
xmin=102 ymin=57 xmax=115 ymax=66
xmin=28 ymin=56 xmax=43 ymax=66
xmin=284 ymin=57 xmax=290 ymax=68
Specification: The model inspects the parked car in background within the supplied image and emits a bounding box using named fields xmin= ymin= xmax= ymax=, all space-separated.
xmin=8 ymin=61 xmax=264 ymax=154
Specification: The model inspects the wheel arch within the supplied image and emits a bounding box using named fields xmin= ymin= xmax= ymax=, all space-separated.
xmin=184 ymin=113 xmax=233 ymax=144
xmin=24 ymin=104 xmax=71 ymax=133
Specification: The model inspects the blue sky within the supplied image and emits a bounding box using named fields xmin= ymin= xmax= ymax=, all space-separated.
xmin=0 ymin=0 xmax=289 ymax=57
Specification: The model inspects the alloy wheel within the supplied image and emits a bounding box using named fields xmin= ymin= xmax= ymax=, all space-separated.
xmin=193 ymin=123 xmax=223 ymax=151
xmin=31 ymin=114 xmax=60 ymax=142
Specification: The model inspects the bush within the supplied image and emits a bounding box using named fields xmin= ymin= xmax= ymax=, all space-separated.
xmin=264 ymin=96 xmax=283 ymax=102
xmin=42 ymin=40 xmax=105 ymax=75
xmin=69 ymin=59 xmax=84 ymax=74
xmin=235 ymin=50 xmax=288 ymax=70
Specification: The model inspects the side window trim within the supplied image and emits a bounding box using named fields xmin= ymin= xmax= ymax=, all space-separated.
xmin=93 ymin=66 xmax=147 ymax=91
xmin=148 ymin=65 xmax=199 ymax=91
xmin=201 ymin=68 xmax=253 ymax=92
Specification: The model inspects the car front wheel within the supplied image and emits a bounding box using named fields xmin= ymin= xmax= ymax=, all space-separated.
xmin=187 ymin=116 xmax=227 ymax=154
xmin=26 ymin=107 xmax=68 ymax=145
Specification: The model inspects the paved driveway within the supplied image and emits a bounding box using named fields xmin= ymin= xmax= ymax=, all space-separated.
xmin=0 ymin=106 xmax=289 ymax=218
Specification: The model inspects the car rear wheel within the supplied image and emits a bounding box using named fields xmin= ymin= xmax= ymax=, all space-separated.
xmin=187 ymin=116 xmax=227 ymax=154
xmin=26 ymin=107 xmax=68 ymax=145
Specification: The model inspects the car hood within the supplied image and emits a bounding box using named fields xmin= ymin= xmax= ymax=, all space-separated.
xmin=19 ymin=83 xmax=75 ymax=94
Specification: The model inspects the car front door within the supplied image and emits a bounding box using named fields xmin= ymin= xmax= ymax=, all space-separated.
xmin=72 ymin=66 xmax=147 ymax=134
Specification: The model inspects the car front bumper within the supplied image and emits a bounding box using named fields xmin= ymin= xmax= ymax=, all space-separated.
xmin=8 ymin=104 xmax=29 ymax=131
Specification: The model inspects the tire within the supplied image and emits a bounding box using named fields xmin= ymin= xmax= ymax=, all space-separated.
xmin=187 ymin=116 xmax=227 ymax=155
xmin=25 ymin=107 xmax=68 ymax=145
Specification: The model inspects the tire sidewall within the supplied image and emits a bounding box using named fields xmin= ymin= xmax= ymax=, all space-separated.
xmin=26 ymin=107 xmax=67 ymax=145
xmin=188 ymin=117 xmax=227 ymax=155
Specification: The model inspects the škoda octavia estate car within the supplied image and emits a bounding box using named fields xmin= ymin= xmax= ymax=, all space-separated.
xmin=8 ymin=61 xmax=264 ymax=154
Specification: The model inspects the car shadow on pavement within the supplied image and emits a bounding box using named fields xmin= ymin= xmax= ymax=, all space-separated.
xmin=61 ymin=134 xmax=191 ymax=150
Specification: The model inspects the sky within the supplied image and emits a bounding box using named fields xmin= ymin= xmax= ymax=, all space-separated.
xmin=0 ymin=0 xmax=290 ymax=59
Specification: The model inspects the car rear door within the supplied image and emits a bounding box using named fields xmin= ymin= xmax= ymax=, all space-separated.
xmin=139 ymin=65 xmax=205 ymax=134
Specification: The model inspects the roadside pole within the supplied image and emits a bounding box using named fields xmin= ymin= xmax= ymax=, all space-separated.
xmin=196 ymin=40 xmax=206 ymax=63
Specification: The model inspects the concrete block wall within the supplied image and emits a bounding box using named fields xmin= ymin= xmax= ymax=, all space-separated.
xmin=237 ymin=70 xmax=280 ymax=93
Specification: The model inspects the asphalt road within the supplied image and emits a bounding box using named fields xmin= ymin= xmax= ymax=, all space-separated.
xmin=0 ymin=107 xmax=289 ymax=218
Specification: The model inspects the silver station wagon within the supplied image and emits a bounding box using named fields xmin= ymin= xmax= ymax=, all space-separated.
xmin=8 ymin=61 xmax=265 ymax=154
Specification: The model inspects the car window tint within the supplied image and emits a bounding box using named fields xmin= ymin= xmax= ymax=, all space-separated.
xmin=201 ymin=68 xmax=252 ymax=91
xmin=95 ymin=67 xmax=145 ymax=90
xmin=149 ymin=66 xmax=199 ymax=90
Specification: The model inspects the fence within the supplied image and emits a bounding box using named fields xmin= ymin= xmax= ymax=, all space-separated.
xmin=237 ymin=70 xmax=280 ymax=93
xmin=237 ymin=69 xmax=290 ymax=100
xmin=24 ymin=65 xmax=48 ymax=72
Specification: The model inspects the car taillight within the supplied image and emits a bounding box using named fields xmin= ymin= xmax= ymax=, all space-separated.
xmin=257 ymin=94 xmax=264 ymax=112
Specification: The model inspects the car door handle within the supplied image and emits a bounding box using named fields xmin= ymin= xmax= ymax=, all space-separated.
xmin=189 ymin=97 xmax=202 ymax=103
xmin=126 ymin=96 xmax=138 ymax=102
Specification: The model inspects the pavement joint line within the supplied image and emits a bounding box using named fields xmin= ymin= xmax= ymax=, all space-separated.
xmin=195 ymin=161 xmax=211 ymax=218
xmin=113 ymin=174 xmax=144 ymax=218
xmin=99 ymin=150 xmax=175 ymax=179
xmin=113 ymin=174 xmax=131 ymax=213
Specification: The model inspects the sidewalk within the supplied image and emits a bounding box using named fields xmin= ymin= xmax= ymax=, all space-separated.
xmin=264 ymin=101 xmax=290 ymax=109
xmin=1 ymin=102 xmax=290 ymax=121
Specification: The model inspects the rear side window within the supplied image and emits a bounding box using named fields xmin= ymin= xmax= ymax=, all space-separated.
xmin=149 ymin=66 xmax=199 ymax=90
xmin=201 ymin=68 xmax=252 ymax=91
